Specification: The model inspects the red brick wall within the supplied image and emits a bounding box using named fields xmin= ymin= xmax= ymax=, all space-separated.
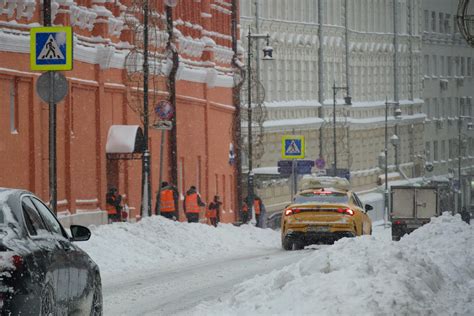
xmin=0 ymin=1 xmax=238 ymax=223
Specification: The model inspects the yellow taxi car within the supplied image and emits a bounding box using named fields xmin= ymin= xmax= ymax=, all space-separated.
xmin=281 ymin=177 xmax=373 ymax=250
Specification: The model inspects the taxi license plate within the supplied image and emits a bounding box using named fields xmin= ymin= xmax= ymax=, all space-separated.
xmin=308 ymin=226 xmax=329 ymax=232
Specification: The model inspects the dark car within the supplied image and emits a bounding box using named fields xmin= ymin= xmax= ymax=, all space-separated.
xmin=0 ymin=188 xmax=102 ymax=315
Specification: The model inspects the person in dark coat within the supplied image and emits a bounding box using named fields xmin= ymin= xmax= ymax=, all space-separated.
xmin=207 ymin=195 xmax=222 ymax=227
xmin=155 ymin=181 xmax=179 ymax=220
xmin=183 ymin=186 xmax=206 ymax=223
xmin=106 ymin=188 xmax=123 ymax=223
xmin=241 ymin=200 xmax=249 ymax=224
xmin=460 ymin=207 xmax=470 ymax=225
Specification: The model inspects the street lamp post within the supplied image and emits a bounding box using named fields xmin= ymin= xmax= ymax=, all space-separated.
xmin=390 ymin=134 xmax=400 ymax=169
xmin=246 ymin=28 xmax=272 ymax=212
xmin=140 ymin=0 xmax=151 ymax=218
xmin=383 ymin=99 xmax=401 ymax=227
xmin=331 ymin=82 xmax=351 ymax=176
xmin=457 ymin=114 xmax=473 ymax=213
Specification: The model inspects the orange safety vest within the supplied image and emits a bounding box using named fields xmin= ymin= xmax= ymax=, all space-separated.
xmin=106 ymin=195 xmax=118 ymax=215
xmin=206 ymin=203 xmax=217 ymax=218
xmin=254 ymin=200 xmax=261 ymax=215
xmin=160 ymin=189 xmax=176 ymax=212
xmin=185 ymin=193 xmax=200 ymax=213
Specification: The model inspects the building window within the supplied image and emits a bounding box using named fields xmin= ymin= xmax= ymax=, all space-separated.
xmin=461 ymin=57 xmax=465 ymax=76
xmin=434 ymin=98 xmax=439 ymax=117
xmin=426 ymin=98 xmax=431 ymax=118
xmin=424 ymin=10 xmax=429 ymax=31
xmin=445 ymin=14 xmax=451 ymax=33
xmin=425 ymin=142 xmax=431 ymax=161
xmin=433 ymin=141 xmax=439 ymax=161
xmin=441 ymin=140 xmax=446 ymax=160
xmin=178 ymin=157 xmax=185 ymax=196
xmin=447 ymin=56 xmax=452 ymax=76
xmin=468 ymin=57 xmax=472 ymax=76
xmin=9 ymin=79 xmax=17 ymax=134
xmin=449 ymin=140 xmax=454 ymax=159
xmin=431 ymin=11 xmax=436 ymax=32
xmin=424 ymin=55 xmax=429 ymax=75
xmin=460 ymin=97 xmax=466 ymax=116
xmin=196 ymin=156 xmax=202 ymax=192
xmin=438 ymin=13 xmax=444 ymax=33
xmin=440 ymin=97 xmax=445 ymax=117
xmin=440 ymin=56 xmax=445 ymax=76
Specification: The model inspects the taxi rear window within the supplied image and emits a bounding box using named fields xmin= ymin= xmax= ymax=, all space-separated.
xmin=294 ymin=191 xmax=349 ymax=204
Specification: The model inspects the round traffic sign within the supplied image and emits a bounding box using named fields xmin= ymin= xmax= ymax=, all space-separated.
xmin=154 ymin=100 xmax=174 ymax=120
xmin=315 ymin=158 xmax=325 ymax=169
xmin=36 ymin=71 xmax=68 ymax=104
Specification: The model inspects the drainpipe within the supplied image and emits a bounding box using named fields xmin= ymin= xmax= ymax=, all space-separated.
xmin=231 ymin=0 xmax=245 ymax=220
xmin=393 ymin=0 xmax=399 ymax=103
xmin=166 ymin=5 xmax=179 ymax=191
xmin=344 ymin=0 xmax=351 ymax=98
xmin=318 ymin=0 xmax=324 ymax=158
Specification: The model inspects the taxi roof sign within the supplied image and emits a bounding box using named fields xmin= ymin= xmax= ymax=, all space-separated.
xmin=299 ymin=175 xmax=351 ymax=191
xmin=30 ymin=26 xmax=73 ymax=71
xmin=281 ymin=135 xmax=305 ymax=159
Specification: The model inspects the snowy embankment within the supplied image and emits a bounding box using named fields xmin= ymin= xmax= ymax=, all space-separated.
xmin=195 ymin=213 xmax=474 ymax=316
xmin=79 ymin=216 xmax=280 ymax=279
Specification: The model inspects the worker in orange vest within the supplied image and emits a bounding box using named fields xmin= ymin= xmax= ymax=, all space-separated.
xmin=183 ymin=186 xmax=206 ymax=223
xmin=207 ymin=195 xmax=222 ymax=227
xmin=253 ymin=196 xmax=266 ymax=228
xmin=241 ymin=200 xmax=249 ymax=224
xmin=155 ymin=181 xmax=179 ymax=220
xmin=106 ymin=187 xmax=122 ymax=223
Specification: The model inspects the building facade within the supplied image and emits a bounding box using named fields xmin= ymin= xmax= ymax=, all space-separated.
xmin=421 ymin=0 xmax=474 ymax=211
xmin=0 ymin=0 xmax=238 ymax=224
xmin=240 ymin=0 xmax=426 ymax=200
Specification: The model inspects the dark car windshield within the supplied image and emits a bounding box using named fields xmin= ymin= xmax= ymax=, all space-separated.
xmin=294 ymin=191 xmax=349 ymax=204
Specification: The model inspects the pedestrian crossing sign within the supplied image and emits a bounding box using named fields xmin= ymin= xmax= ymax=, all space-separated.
xmin=281 ymin=135 xmax=305 ymax=159
xmin=30 ymin=27 xmax=73 ymax=71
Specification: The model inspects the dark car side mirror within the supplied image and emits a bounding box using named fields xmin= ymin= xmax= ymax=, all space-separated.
xmin=365 ymin=204 xmax=374 ymax=212
xmin=70 ymin=225 xmax=91 ymax=242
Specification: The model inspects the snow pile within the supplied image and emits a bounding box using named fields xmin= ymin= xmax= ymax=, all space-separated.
xmin=79 ymin=216 xmax=280 ymax=279
xmin=195 ymin=213 xmax=474 ymax=316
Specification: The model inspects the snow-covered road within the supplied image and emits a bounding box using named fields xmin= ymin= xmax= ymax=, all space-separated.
xmin=103 ymin=249 xmax=309 ymax=315
xmin=79 ymin=214 xmax=473 ymax=316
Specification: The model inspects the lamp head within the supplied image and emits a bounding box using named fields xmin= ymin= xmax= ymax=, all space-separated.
xmin=344 ymin=96 xmax=352 ymax=105
xmin=262 ymin=45 xmax=273 ymax=60
xmin=394 ymin=107 xmax=402 ymax=119
xmin=390 ymin=134 xmax=400 ymax=146
xmin=467 ymin=122 xmax=473 ymax=130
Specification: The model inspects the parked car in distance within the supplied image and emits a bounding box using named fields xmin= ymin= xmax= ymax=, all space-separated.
xmin=390 ymin=185 xmax=441 ymax=241
xmin=266 ymin=211 xmax=283 ymax=230
xmin=0 ymin=188 xmax=102 ymax=315
xmin=281 ymin=177 xmax=373 ymax=250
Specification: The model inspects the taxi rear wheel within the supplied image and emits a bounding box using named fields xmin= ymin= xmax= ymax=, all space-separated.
xmin=282 ymin=237 xmax=292 ymax=250
xmin=282 ymin=236 xmax=303 ymax=251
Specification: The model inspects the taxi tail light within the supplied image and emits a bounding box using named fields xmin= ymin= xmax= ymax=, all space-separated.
xmin=0 ymin=253 xmax=23 ymax=272
xmin=394 ymin=220 xmax=405 ymax=225
xmin=337 ymin=208 xmax=354 ymax=216
xmin=12 ymin=255 xmax=23 ymax=270
xmin=284 ymin=208 xmax=301 ymax=216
